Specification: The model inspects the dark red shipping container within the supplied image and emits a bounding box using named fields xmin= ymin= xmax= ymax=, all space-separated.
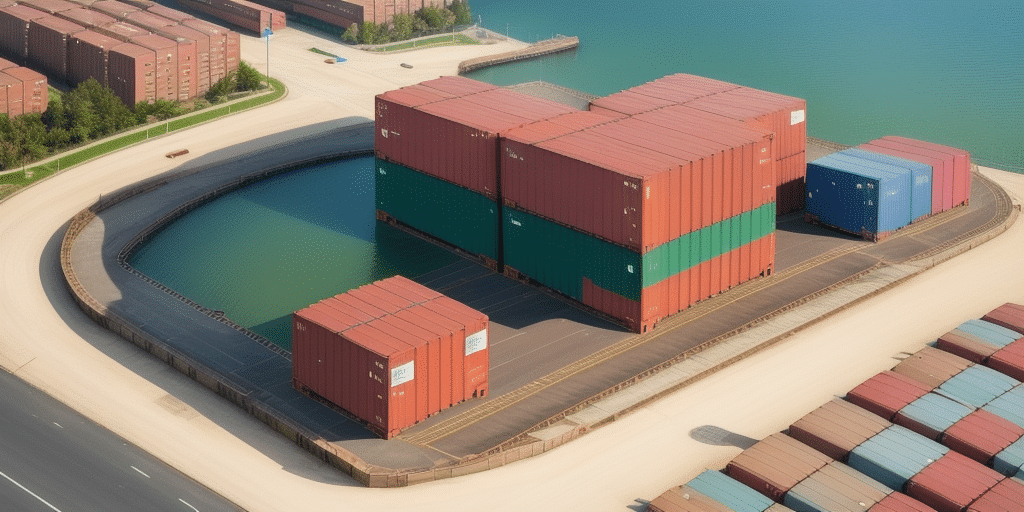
xmin=107 ymin=41 xmax=155 ymax=105
xmin=292 ymin=0 xmax=361 ymax=27
xmin=146 ymin=4 xmax=194 ymax=23
xmin=725 ymin=433 xmax=832 ymax=502
xmin=966 ymin=477 xmax=1024 ymax=512
xmin=292 ymin=276 xmax=489 ymax=439
xmin=293 ymin=2 xmax=356 ymax=29
xmin=892 ymin=347 xmax=972 ymax=389
xmin=56 ymin=6 xmax=115 ymax=28
xmin=89 ymin=0 xmax=140 ymax=18
xmin=19 ymin=0 xmax=78 ymax=14
xmin=67 ymin=0 xmax=98 ymax=5
xmin=124 ymin=9 xmax=174 ymax=31
xmin=982 ymin=303 xmax=1024 ymax=336
xmin=93 ymin=20 xmax=149 ymax=42
xmin=0 ymin=72 xmax=24 ymax=117
xmin=846 ymin=370 xmax=933 ymax=421
xmin=870 ymin=492 xmax=940 ymax=512
xmin=881 ymin=136 xmax=971 ymax=208
xmin=3 ymin=66 xmax=47 ymax=114
xmin=0 ymin=5 xmax=50 ymax=61
xmin=68 ymin=29 xmax=120 ymax=86
xmin=988 ymin=339 xmax=1024 ymax=383
xmin=159 ymin=25 xmax=208 ymax=94
xmin=181 ymin=18 xmax=228 ymax=83
xmin=224 ymin=27 xmax=238 ymax=72
xmin=163 ymin=35 xmax=196 ymax=100
xmin=129 ymin=33 xmax=176 ymax=101
xmin=906 ymin=451 xmax=1003 ymax=512
xmin=943 ymin=408 xmax=1024 ymax=465
xmin=589 ymin=89 xmax=677 ymax=117
xmin=28 ymin=15 xmax=84 ymax=78
xmin=788 ymin=398 xmax=891 ymax=461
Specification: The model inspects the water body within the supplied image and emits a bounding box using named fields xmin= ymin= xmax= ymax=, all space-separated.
xmin=466 ymin=0 xmax=1023 ymax=172
xmin=129 ymin=157 xmax=460 ymax=350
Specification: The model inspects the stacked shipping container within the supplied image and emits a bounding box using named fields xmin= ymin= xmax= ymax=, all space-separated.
xmin=589 ymin=74 xmax=806 ymax=215
xmin=68 ymin=29 xmax=120 ymax=86
xmin=2 ymin=65 xmax=47 ymax=115
xmin=292 ymin=276 xmax=489 ymax=439
xmin=28 ymin=15 xmax=84 ymax=78
xmin=1 ymin=4 xmax=50 ymax=62
xmin=176 ymin=0 xmax=284 ymax=35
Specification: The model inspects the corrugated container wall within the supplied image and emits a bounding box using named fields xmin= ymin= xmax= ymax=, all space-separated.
xmin=840 ymin=148 xmax=932 ymax=221
xmin=93 ymin=20 xmax=149 ymax=42
xmin=891 ymin=347 xmax=971 ymax=389
xmin=905 ymin=451 xmax=1003 ymax=512
xmin=3 ymin=66 xmax=47 ymax=114
xmin=805 ymin=153 xmax=913 ymax=240
xmin=893 ymin=393 xmax=973 ymax=441
xmin=788 ymin=398 xmax=891 ymax=461
xmin=684 ymin=470 xmax=777 ymax=512
xmin=68 ymin=29 xmax=120 ymax=86
xmin=943 ymin=408 xmax=1024 ymax=466
xmin=846 ymin=371 xmax=932 ymax=421
xmin=880 ymin=136 xmax=970 ymax=208
xmin=56 ymin=6 xmax=115 ymax=28
xmin=159 ymin=24 xmax=209 ymax=93
xmin=982 ymin=303 xmax=1024 ymax=336
xmin=182 ymin=18 xmax=229 ymax=83
xmin=869 ymin=492 xmax=939 ymax=512
xmin=292 ymin=276 xmax=489 ymax=439
xmin=725 ymin=433 xmax=832 ymax=502
xmin=989 ymin=340 xmax=1024 ymax=383
xmin=89 ymin=0 xmax=140 ymax=18
xmin=966 ymin=477 xmax=1024 ymax=512
xmin=981 ymin=384 xmax=1024 ymax=430
xmin=107 ymin=42 xmax=154 ymax=105
xmin=129 ymin=33 xmax=176 ymax=101
xmin=28 ymin=15 xmax=84 ymax=78
xmin=847 ymin=424 xmax=949 ymax=492
xmin=20 ymin=0 xmax=78 ymax=14
xmin=1 ymin=5 xmax=50 ymax=62
xmin=934 ymin=365 xmax=1018 ymax=408
xmin=782 ymin=460 xmax=892 ymax=512
xmin=0 ymin=72 xmax=24 ymax=117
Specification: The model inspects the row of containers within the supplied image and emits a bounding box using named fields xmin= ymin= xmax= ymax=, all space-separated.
xmin=291 ymin=276 xmax=490 ymax=439
xmin=805 ymin=139 xmax=972 ymax=241
xmin=244 ymin=0 xmax=449 ymax=30
xmin=648 ymin=302 xmax=1024 ymax=512
xmin=0 ymin=0 xmax=241 ymax=107
xmin=176 ymin=0 xmax=285 ymax=36
xmin=375 ymin=74 xmax=804 ymax=332
xmin=0 ymin=56 xmax=47 ymax=117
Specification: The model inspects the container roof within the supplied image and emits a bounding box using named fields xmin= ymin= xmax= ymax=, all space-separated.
xmin=880 ymin=136 xmax=969 ymax=158
xmin=21 ymin=0 xmax=78 ymax=13
xmin=2 ymin=66 xmax=46 ymax=81
xmin=418 ymin=75 xmax=497 ymax=97
xmin=378 ymin=84 xmax=457 ymax=108
xmin=129 ymin=33 xmax=176 ymax=49
xmin=30 ymin=14 xmax=85 ymax=32
xmin=109 ymin=41 xmax=153 ymax=58
xmin=416 ymin=96 xmax=536 ymax=134
xmin=58 ymin=6 xmax=115 ymax=24
xmin=2 ymin=4 xmax=50 ymax=20
xmin=72 ymin=28 xmax=120 ymax=46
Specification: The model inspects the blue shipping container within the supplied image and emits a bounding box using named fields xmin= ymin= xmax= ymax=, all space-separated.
xmin=806 ymin=153 xmax=912 ymax=239
xmin=839 ymin=148 xmax=932 ymax=221
xmin=983 ymin=384 xmax=1024 ymax=429
xmin=848 ymin=425 xmax=948 ymax=491
xmin=994 ymin=435 xmax=1024 ymax=479
xmin=937 ymin=365 xmax=1020 ymax=407
xmin=898 ymin=393 xmax=973 ymax=437
xmin=686 ymin=469 xmax=776 ymax=512
xmin=957 ymin=319 xmax=1022 ymax=348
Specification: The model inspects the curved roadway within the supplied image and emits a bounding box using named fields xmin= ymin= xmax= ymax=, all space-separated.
xmin=2 ymin=28 xmax=1024 ymax=512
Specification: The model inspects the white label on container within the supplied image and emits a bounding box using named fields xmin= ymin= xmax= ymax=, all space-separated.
xmin=465 ymin=329 xmax=488 ymax=356
xmin=391 ymin=361 xmax=414 ymax=387
xmin=791 ymin=109 xmax=805 ymax=125
xmin=380 ymin=128 xmax=388 ymax=138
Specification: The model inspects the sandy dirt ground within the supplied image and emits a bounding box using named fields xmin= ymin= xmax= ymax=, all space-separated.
xmin=1 ymin=26 xmax=1023 ymax=512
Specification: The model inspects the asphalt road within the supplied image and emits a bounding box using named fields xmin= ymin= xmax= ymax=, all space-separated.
xmin=0 ymin=368 xmax=241 ymax=512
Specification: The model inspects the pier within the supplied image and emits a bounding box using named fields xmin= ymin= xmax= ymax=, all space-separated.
xmin=458 ymin=35 xmax=579 ymax=74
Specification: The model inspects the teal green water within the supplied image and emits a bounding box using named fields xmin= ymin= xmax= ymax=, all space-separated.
xmin=466 ymin=0 xmax=1023 ymax=172
xmin=128 ymin=157 xmax=460 ymax=349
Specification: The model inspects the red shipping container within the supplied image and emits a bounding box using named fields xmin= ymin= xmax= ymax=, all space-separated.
xmin=892 ymin=347 xmax=972 ymax=389
xmin=0 ymin=0 xmax=13 ymax=8
xmin=589 ymin=89 xmax=676 ymax=117
xmin=107 ymin=42 xmax=155 ymax=105
xmin=882 ymin=136 xmax=971 ymax=208
xmin=20 ymin=0 xmax=78 ymax=14
xmin=967 ymin=477 xmax=1024 ymax=512
xmin=868 ymin=138 xmax=955 ymax=213
xmin=0 ymin=72 xmax=23 ymax=117
xmin=68 ymin=30 xmax=119 ymax=86
xmin=224 ymin=28 xmax=238 ymax=71
xmin=859 ymin=142 xmax=946 ymax=216
xmin=846 ymin=370 xmax=933 ymax=421
xmin=788 ymin=399 xmax=892 ymax=462
xmin=726 ymin=433 xmax=831 ymax=502
xmin=28 ymin=15 xmax=84 ymax=79
xmin=906 ymin=451 xmax=1003 ymax=512
xmin=181 ymin=18 xmax=228 ymax=83
xmin=870 ymin=492 xmax=941 ymax=512
xmin=3 ymin=66 xmax=47 ymax=114
xmin=163 ymin=35 xmax=197 ymax=100
xmin=982 ymin=303 xmax=1024 ymax=336
xmin=120 ymin=0 xmax=155 ymax=8
xmin=943 ymin=409 xmax=1024 ymax=465
xmin=160 ymin=24 xmax=209 ymax=93
xmin=1 ymin=5 xmax=50 ymax=61
xmin=429 ymin=297 xmax=489 ymax=398
xmin=937 ymin=329 xmax=1001 ymax=364
xmin=146 ymin=4 xmax=194 ymax=23
xmin=56 ymin=6 xmax=115 ymax=27
xmin=0 ymin=57 xmax=15 ymax=70
xmin=94 ymin=20 xmax=149 ymax=42
xmin=130 ymin=33 xmax=176 ymax=101
xmin=89 ymin=0 xmax=140 ymax=18
xmin=988 ymin=339 xmax=1024 ymax=383
xmin=123 ymin=9 xmax=173 ymax=31
xmin=293 ymin=2 xmax=355 ymax=29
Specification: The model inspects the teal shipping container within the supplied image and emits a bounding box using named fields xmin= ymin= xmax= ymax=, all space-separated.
xmin=685 ymin=470 xmax=776 ymax=512
xmin=936 ymin=365 xmax=1019 ymax=408
xmin=847 ymin=425 xmax=948 ymax=492
xmin=375 ymin=158 xmax=500 ymax=267
xmin=894 ymin=393 xmax=973 ymax=440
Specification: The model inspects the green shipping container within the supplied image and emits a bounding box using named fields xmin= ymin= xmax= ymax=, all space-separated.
xmin=375 ymin=158 xmax=500 ymax=263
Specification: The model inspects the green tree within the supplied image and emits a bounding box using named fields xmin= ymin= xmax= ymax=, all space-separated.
xmin=235 ymin=61 xmax=262 ymax=92
xmin=450 ymin=0 xmax=472 ymax=25
xmin=417 ymin=6 xmax=446 ymax=29
xmin=341 ymin=22 xmax=358 ymax=43
xmin=391 ymin=13 xmax=414 ymax=40
xmin=0 ymin=114 xmax=48 ymax=170
xmin=134 ymin=99 xmax=185 ymax=122
xmin=206 ymin=72 xmax=237 ymax=103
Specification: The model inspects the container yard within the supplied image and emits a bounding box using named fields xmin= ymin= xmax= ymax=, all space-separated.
xmin=2 ymin=64 xmax=47 ymax=114
xmin=176 ymin=0 xmax=283 ymax=35
xmin=647 ymin=303 xmax=1024 ymax=512
xmin=107 ymin=41 xmax=155 ymax=105
xmin=0 ymin=4 xmax=50 ymax=62
xmin=68 ymin=29 xmax=120 ymax=86
xmin=28 ymin=15 xmax=84 ymax=78
xmin=292 ymin=276 xmax=489 ymax=439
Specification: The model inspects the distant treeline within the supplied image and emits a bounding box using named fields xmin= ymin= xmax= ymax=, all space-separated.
xmin=342 ymin=0 xmax=472 ymax=44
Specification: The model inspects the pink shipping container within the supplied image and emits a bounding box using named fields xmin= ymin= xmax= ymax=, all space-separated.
xmin=129 ymin=33 xmax=176 ymax=101
xmin=905 ymin=451 xmax=1003 ymax=512
xmin=989 ymin=340 xmax=1024 ymax=383
xmin=788 ymin=398 xmax=891 ymax=461
xmin=891 ymin=347 xmax=972 ymax=389
xmin=0 ymin=0 xmax=13 ymax=8
xmin=881 ymin=136 xmax=971 ymax=208
xmin=725 ymin=433 xmax=832 ymax=502
xmin=159 ymin=24 xmax=209 ymax=93
xmin=982 ymin=303 xmax=1024 ymax=336
xmin=292 ymin=276 xmax=489 ymax=439
xmin=28 ymin=15 xmax=85 ymax=78
xmin=89 ymin=0 xmax=140 ymax=18
xmin=56 ymin=6 xmax=115 ymax=27
xmin=19 ymin=0 xmax=78 ymax=14
xmin=145 ymin=4 xmax=194 ymax=23
xmin=107 ymin=41 xmax=154 ymax=105
xmin=4 ymin=66 xmax=47 ymax=114
xmin=0 ymin=5 xmax=50 ymax=61
xmin=943 ymin=409 xmax=1024 ymax=466
xmin=967 ymin=477 xmax=1024 ymax=512
xmin=0 ymin=72 xmax=24 ymax=117
xmin=0 ymin=57 xmax=15 ymax=70
xmin=68 ymin=29 xmax=120 ymax=86
xmin=870 ymin=493 xmax=940 ymax=512
xmin=867 ymin=138 xmax=957 ymax=213
xmin=845 ymin=371 xmax=933 ymax=421
xmin=94 ymin=20 xmax=149 ymax=42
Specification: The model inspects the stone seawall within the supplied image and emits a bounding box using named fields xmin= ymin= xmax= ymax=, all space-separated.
xmin=458 ymin=36 xmax=579 ymax=74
